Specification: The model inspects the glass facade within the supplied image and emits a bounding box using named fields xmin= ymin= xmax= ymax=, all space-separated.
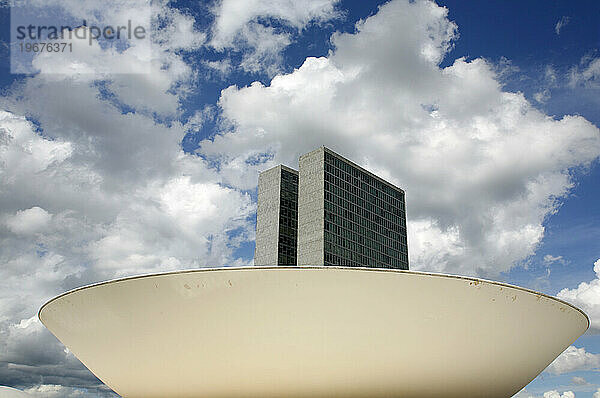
xmin=323 ymin=150 xmax=408 ymax=269
xmin=255 ymin=147 xmax=408 ymax=269
xmin=277 ymin=168 xmax=298 ymax=265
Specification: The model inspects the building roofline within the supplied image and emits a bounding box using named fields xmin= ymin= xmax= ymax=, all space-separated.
xmin=321 ymin=146 xmax=405 ymax=194
xmin=259 ymin=164 xmax=298 ymax=176
xmin=259 ymin=148 xmax=404 ymax=194
xmin=280 ymin=164 xmax=298 ymax=175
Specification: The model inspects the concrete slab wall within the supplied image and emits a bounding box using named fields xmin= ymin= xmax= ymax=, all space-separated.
xmin=297 ymin=148 xmax=325 ymax=266
xmin=254 ymin=166 xmax=281 ymax=266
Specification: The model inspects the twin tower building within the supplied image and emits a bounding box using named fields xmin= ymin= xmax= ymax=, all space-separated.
xmin=254 ymin=147 xmax=409 ymax=269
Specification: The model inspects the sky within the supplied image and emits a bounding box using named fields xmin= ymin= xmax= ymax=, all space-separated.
xmin=0 ymin=0 xmax=598 ymax=396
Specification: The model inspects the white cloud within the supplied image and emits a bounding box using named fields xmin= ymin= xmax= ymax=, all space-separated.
xmin=513 ymin=389 xmax=577 ymax=398
xmin=200 ymin=0 xmax=600 ymax=277
xmin=203 ymin=59 xmax=233 ymax=79
xmin=534 ymin=89 xmax=551 ymax=104
xmin=29 ymin=27 xmax=190 ymax=116
xmin=15 ymin=0 xmax=206 ymax=117
xmin=557 ymin=259 xmax=600 ymax=333
xmin=544 ymin=65 xmax=558 ymax=85
xmin=533 ymin=66 xmax=559 ymax=104
xmin=594 ymin=388 xmax=600 ymax=398
xmin=544 ymin=391 xmax=575 ymax=398
xmin=569 ymin=56 xmax=600 ymax=88
xmin=87 ymin=175 xmax=254 ymax=277
xmin=4 ymin=207 xmax=52 ymax=236
xmin=185 ymin=106 xmax=216 ymax=133
xmin=0 ymin=111 xmax=72 ymax=183
xmin=0 ymin=0 xmax=254 ymax=393
xmin=153 ymin=5 xmax=206 ymax=50
xmin=544 ymin=254 xmax=565 ymax=265
xmin=555 ymin=16 xmax=570 ymax=35
xmin=24 ymin=384 xmax=84 ymax=397
xmin=236 ymin=23 xmax=292 ymax=76
xmin=546 ymin=345 xmax=600 ymax=375
xmin=571 ymin=376 xmax=587 ymax=385
xmin=209 ymin=0 xmax=340 ymax=74
xmin=211 ymin=0 xmax=339 ymax=47
xmin=25 ymin=0 xmax=205 ymax=51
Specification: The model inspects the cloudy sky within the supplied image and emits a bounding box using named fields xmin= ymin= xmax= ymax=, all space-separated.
xmin=0 ymin=0 xmax=599 ymax=396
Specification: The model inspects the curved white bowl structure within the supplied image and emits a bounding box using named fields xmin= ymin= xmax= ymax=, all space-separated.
xmin=0 ymin=387 xmax=31 ymax=397
xmin=39 ymin=267 xmax=588 ymax=398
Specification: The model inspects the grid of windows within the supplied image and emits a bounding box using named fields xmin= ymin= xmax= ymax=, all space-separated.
xmin=323 ymin=151 xmax=408 ymax=269
xmin=278 ymin=168 xmax=298 ymax=265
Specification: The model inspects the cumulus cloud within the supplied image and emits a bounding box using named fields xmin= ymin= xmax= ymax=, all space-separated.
xmin=0 ymin=103 xmax=255 ymax=392
xmin=3 ymin=207 xmax=52 ymax=236
xmin=14 ymin=0 xmax=205 ymax=117
xmin=25 ymin=0 xmax=205 ymax=51
xmin=0 ymin=107 xmax=253 ymax=388
xmin=0 ymin=0 xmax=254 ymax=393
xmin=557 ymin=259 xmax=600 ymax=333
xmin=555 ymin=16 xmax=570 ymax=35
xmin=200 ymin=0 xmax=600 ymax=277
xmin=209 ymin=0 xmax=340 ymax=74
xmin=546 ymin=345 xmax=600 ymax=375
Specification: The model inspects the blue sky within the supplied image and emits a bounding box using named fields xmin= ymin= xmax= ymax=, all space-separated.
xmin=0 ymin=0 xmax=599 ymax=397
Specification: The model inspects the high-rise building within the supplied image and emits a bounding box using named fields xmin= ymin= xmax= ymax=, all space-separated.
xmin=255 ymin=147 xmax=408 ymax=269
xmin=254 ymin=165 xmax=298 ymax=266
